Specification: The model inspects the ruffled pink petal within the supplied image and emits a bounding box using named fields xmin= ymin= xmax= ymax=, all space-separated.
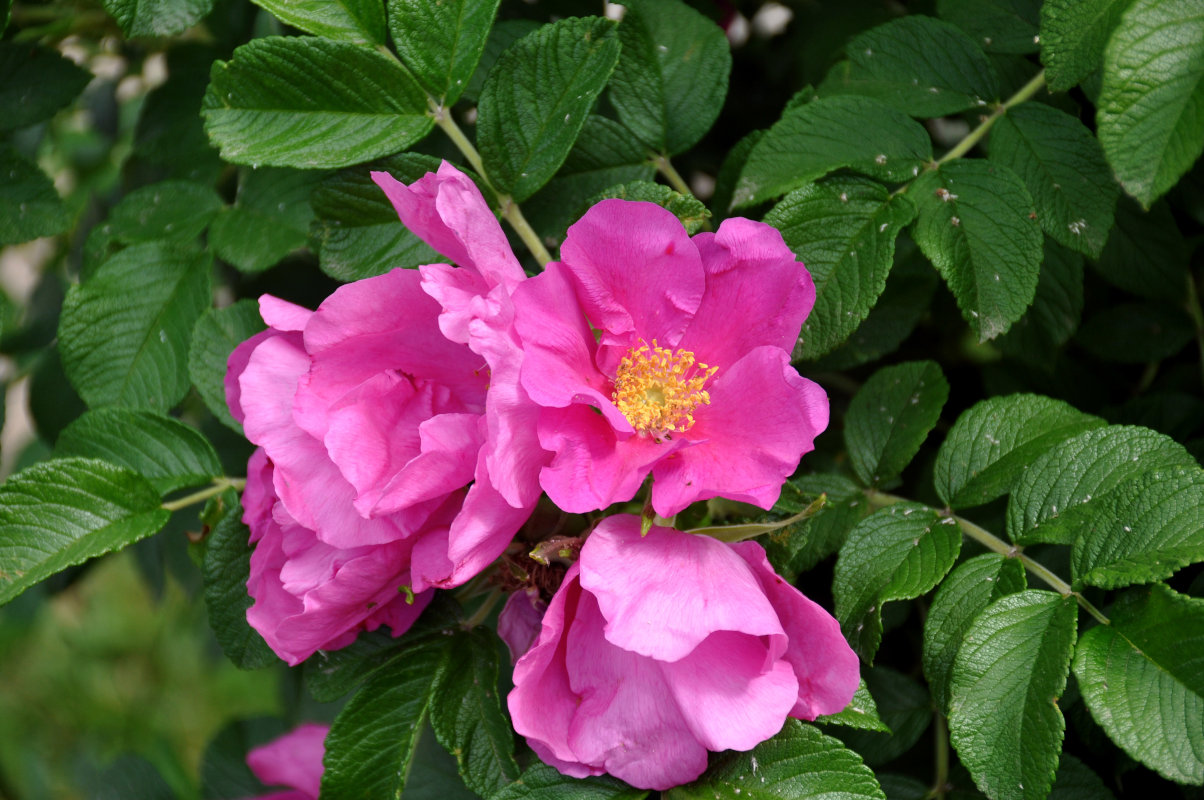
xmin=559 ymin=200 xmax=705 ymax=347
xmin=371 ymin=162 xmax=525 ymax=290
xmin=358 ymin=412 xmax=482 ymax=515
xmin=734 ymin=541 xmax=861 ymax=719
xmin=660 ymin=630 xmax=798 ymax=751
xmin=246 ymin=722 xmax=329 ymax=798
xmin=651 ymin=346 xmax=830 ymax=516
xmin=438 ymin=455 xmax=536 ymax=587
xmin=242 ymin=449 xmax=275 ymax=544
xmin=579 ymin=517 xmax=786 ymax=662
xmin=498 ymin=588 xmax=547 ymax=664
xmin=259 ymin=295 xmax=312 ymax=332
xmin=226 ymin=329 xmax=275 ymax=424
xmin=564 ymin=591 xmax=709 ymax=790
xmin=678 ymin=217 xmax=816 ymax=371
xmin=419 ymin=262 xmax=492 ymax=346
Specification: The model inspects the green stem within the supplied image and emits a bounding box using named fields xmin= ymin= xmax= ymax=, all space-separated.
xmin=462 ymin=588 xmax=504 ymax=629
xmin=929 ymin=712 xmax=950 ymax=800
xmin=936 ymin=70 xmax=1047 ymax=166
xmin=652 ymin=153 xmax=693 ymax=197
xmin=1185 ymin=271 xmax=1204 ymax=392
xmin=161 ymin=478 xmax=245 ymax=512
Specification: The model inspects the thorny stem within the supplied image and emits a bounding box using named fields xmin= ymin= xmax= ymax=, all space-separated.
xmin=865 ymin=489 xmax=1110 ymax=626
xmin=161 ymin=477 xmax=246 ymax=512
xmin=935 ymin=70 xmax=1048 ymax=166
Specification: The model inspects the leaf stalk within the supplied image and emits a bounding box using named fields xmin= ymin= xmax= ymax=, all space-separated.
xmin=161 ymin=477 xmax=246 ymax=512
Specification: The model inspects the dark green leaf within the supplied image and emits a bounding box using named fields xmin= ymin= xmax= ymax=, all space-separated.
xmin=56 ymin=408 xmax=222 ymax=494
xmin=134 ymin=45 xmax=223 ymax=182
xmin=1092 ymin=197 xmax=1188 ymax=302
xmin=844 ymin=360 xmax=949 ymax=487
xmin=405 ymin=724 xmax=483 ymax=800
xmin=28 ymin=348 xmax=86 ymax=442
xmin=1073 ymin=583 xmax=1204 ymax=784
xmin=764 ymin=473 xmax=873 ymax=579
xmin=250 ymin=0 xmax=385 ymax=44
xmin=910 ymin=160 xmax=1043 ymax=341
xmin=816 ymin=679 xmax=890 ymax=733
xmin=494 ymin=762 xmax=648 ymax=800
xmin=710 ymin=129 xmax=761 ymax=225
xmin=937 ymin=0 xmax=1041 ymax=54
xmin=1097 ymin=0 xmax=1204 ymax=207
xmin=461 ymin=19 xmax=540 ymax=104
xmin=1040 ymin=0 xmax=1132 ymax=92
xmin=1075 ymin=301 xmax=1195 ymax=363
xmin=589 ymin=180 xmax=709 ymax=234
xmin=389 ymin=0 xmax=499 ymax=106
xmin=733 ymin=95 xmax=932 ymax=209
xmin=0 ymin=145 xmax=70 ymax=246
xmin=106 ymin=180 xmax=224 ymax=244
xmin=201 ymin=503 xmax=276 ymax=669
xmin=834 ymin=503 xmax=961 ymax=662
xmin=101 ymin=0 xmax=213 ymax=37
xmin=821 ymin=16 xmax=998 ymax=117
xmin=666 ymin=720 xmax=884 ymax=800
xmin=1049 ymin=753 xmax=1115 ymax=800
xmin=766 ymin=177 xmax=916 ymax=359
xmin=949 ymin=591 xmax=1077 ymax=800
xmin=1007 ymin=424 xmax=1199 ymax=545
xmin=202 ymin=37 xmax=433 ymax=169
xmin=189 ymin=300 xmax=266 ymax=431
xmin=310 ymin=153 xmax=443 ymax=282
xmin=200 ymin=718 xmax=289 ymax=800
xmin=211 ymin=167 xmax=325 ymax=273
xmin=0 ymin=42 xmax=91 ymax=131
xmin=995 ymin=239 xmax=1083 ymax=370
xmin=0 ymin=458 xmax=170 ymax=605
xmin=59 ymin=243 xmax=212 ymax=411
xmin=832 ymin=667 xmax=930 ymax=767
xmin=923 ymin=553 xmax=1027 ymax=712
xmin=934 ymin=394 xmax=1104 ymax=509
xmin=989 ymin=102 xmax=1118 ymax=257
xmin=477 ymin=17 xmax=621 ymax=202
xmin=609 ymin=0 xmax=731 ymax=155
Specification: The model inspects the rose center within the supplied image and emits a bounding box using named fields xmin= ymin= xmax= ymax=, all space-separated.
xmin=611 ymin=341 xmax=717 ymax=440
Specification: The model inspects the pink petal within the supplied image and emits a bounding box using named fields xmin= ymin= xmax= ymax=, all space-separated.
xmin=439 ymin=456 xmax=536 ymax=587
xmin=259 ymin=295 xmax=312 ymax=332
xmin=419 ymin=262 xmax=491 ymax=346
xmin=246 ymin=723 xmax=329 ymax=798
xmin=679 ymin=217 xmax=816 ymax=371
xmin=734 ymin=540 xmax=861 ymax=718
xmin=226 ymin=329 xmax=275 ymax=424
xmin=651 ymin=346 xmax=830 ymax=516
xmin=358 ymin=412 xmax=482 ymax=515
xmin=579 ymin=517 xmax=786 ymax=662
xmin=498 ymin=588 xmax=547 ymax=664
xmin=242 ymin=448 xmax=275 ymax=543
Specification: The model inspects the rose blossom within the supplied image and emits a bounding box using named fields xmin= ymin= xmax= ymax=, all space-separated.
xmin=244 ymin=722 xmax=329 ymax=800
xmin=511 ymin=199 xmax=828 ymax=517
xmin=508 ymin=515 xmax=860 ymax=790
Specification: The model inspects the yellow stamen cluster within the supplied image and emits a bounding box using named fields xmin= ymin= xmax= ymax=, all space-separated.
xmin=612 ymin=341 xmax=717 ymax=441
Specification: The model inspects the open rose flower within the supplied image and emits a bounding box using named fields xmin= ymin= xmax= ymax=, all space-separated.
xmin=244 ymin=722 xmax=329 ymax=800
xmin=512 ymin=200 xmax=828 ymax=516
xmin=508 ymin=515 xmax=860 ymax=790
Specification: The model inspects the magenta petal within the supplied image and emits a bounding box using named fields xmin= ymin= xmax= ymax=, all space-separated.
xmin=226 ymin=329 xmax=277 ymax=424
xmin=679 ymin=217 xmax=816 ymax=371
xmin=419 ymin=262 xmax=491 ymax=346
xmin=357 ymin=412 xmax=482 ymax=515
xmin=498 ymin=588 xmax=547 ymax=664
xmin=259 ymin=295 xmax=312 ymax=332
xmin=651 ymin=346 xmax=830 ymax=516
xmin=559 ymin=200 xmax=705 ymax=346
xmin=579 ymin=517 xmax=786 ymax=662
xmin=246 ymin=722 xmax=329 ymax=798
xmin=441 ymin=459 xmax=535 ymax=586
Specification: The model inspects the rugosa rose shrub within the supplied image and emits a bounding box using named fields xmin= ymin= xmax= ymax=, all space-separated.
xmin=508 ymin=515 xmax=860 ymax=791
xmin=243 ymin=722 xmax=329 ymax=800
xmin=512 ymin=200 xmax=829 ymax=516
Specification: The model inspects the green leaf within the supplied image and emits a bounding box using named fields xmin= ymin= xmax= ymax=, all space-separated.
xmin=106 ymin=180 xmax=224 ymax=245
xmin=60 ymin=243 xmax=212 ymax=411
xmin=1040 ymin=0 xmax=1132 ymax=92
xmin=200 ymin=718 xmax=289 ymax=800
xmin=55 ymin=408 xmax=222 ymax=495
xmin=816 ymin=679 xmax=890 ymax=733
xmin=1007 ymin=424 xmax=1199 ymax=546
xmin=310 ymin=153 xmax=443 ymax=282
xmin=732 ymin=95 xmax=932 ymax=209
xmin=389 ymin=0 xmax=499 ymax=106
xmin=0 ymin=146 xmax=70 ymax=246
xmin=211 ymin=167 xmax=325 ymax=273
xmin=429 ymin=628 xmax=520 ymax=797
xmin=821 ymin=16 xmax=998 ymax=117
xmin=320 ymin=635 xmax=453 ymax=799
xmin=201 ymin=501 xmax=276 ymax=669
xmin=934 ymin=394 xmax=1104 ymax=509
xmin=202 ymin=37 xmax=433 ymax=169
xmin=1071 ymin=468 xmax=1204 ymax=588
xmin=609 ymin=0 xmax=731 ymax=155
xmin=493 ymin=762 xmax=648 ymax=800
xmin=461 ymin=19 xmax=540 ymax=105
xmin=0 ymin=458 xmax=170 ymax=605
xmin=404 ymin=724 xmax=483 ymax=800
xmin=477 ymin=17 xmax=621 ymax=202
xmin=937 ymin=0 xmax=1041 ymax=55
xmin=0 ymin=42 xmax=91 ymax=132
xmin=1049 ymin=753 xmax=1116 ymax=800
xmin=134 ymin=45 xmax=223 ymax=183
xmin=666 ymin=720 xmax=884 ymax=800
xmin=922 ymin=553 xmax=1027 ymax=712
xmin=910 ymin=160 xmax=1043 ymax=341
xmin=101 ymin=0 xmax=213 ymax=37
xmin=1073 ymin=583 xmax=1204 ymax=785
xmin=249 ymin=0 xmax=385 ymax=44
xmin=763 ymin=473 xmax=874 ymax=579
xmin=765 ymin=177 xmax=916 ymax=359
xmin=189 ymin=300 xmax=266 ymax=431
xmin=1092 ymin=197 xmax=1188 ymax=302
xmin=844 ymin=360 xmax=949 ymax=487
xmin=834 ymin=503 xmax=961 ymax=662
xmin=1075 ymin=301 xmax=1195 ymax=363
xmin=588 ymin=180 xmax=709 ymax=234
xmin=949 ymin=590 xmax=1077 ymax=800
xmin=1097 ymin=0 xmax=1204 ymax=207
xmin=989 ymin=102 xmax=1119 ymax=257
xmin=995 ymin=239 xmax=1083 ymax=370
xmin=831 ymin=667 xmax=930 ymax=767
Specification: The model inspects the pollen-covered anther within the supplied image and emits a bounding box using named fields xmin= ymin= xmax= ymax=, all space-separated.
xmin=611 ymin=340 xmax=717 ymax=440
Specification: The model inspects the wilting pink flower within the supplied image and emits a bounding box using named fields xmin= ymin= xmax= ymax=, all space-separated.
xmin=244 ymin=723 xmax=329 ymax=800
xmin=512 ymin=199 xmax=828 ymax=517
xmin=508 ymin=515 xmax=860 ymax=790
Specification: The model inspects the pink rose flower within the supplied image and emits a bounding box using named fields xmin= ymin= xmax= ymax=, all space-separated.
xmin=511 ymin=199 xmax=829 ymax=517
xmin=244 ymin=722 xmax=329 ymax=800
xmin=508 ymin=515 xmax=860 ymax=790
